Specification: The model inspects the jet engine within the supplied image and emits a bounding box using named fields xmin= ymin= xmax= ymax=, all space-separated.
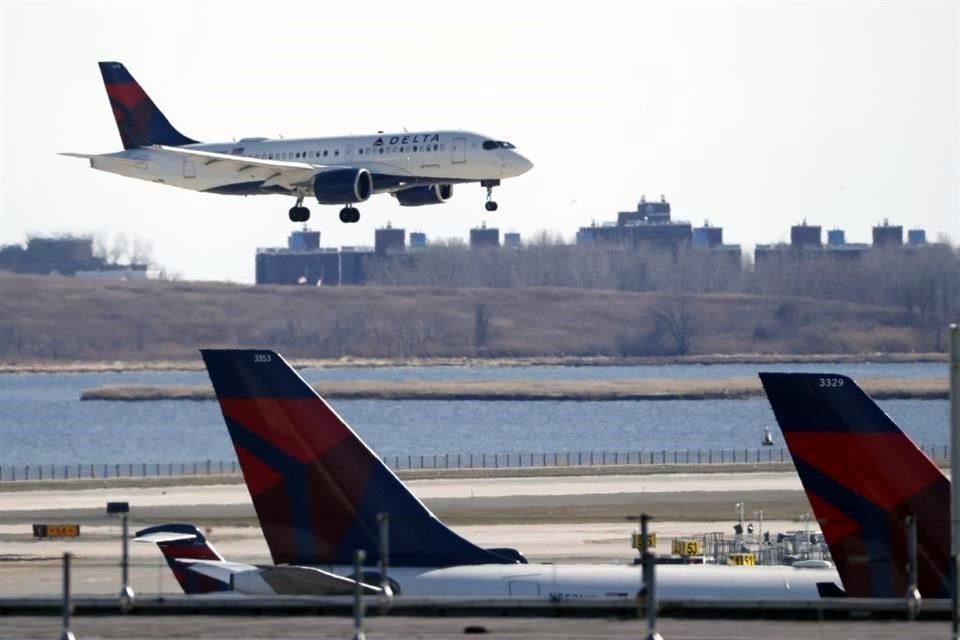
xmin=394 ymin=184 xmax=453 ymax=206
xmin=312 ymin=168 xmax=373 ymax=204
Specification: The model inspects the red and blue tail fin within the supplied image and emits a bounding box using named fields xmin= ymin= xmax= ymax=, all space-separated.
xmin=135 ymin=524 xmax=229 ymax=594
xmin=760 ymin=372 xmax=950 ymax=598
xmin=200 ymin=349 xmax=520 ymax=568
xmin=98 ymin=61 xmax=198 ymax=150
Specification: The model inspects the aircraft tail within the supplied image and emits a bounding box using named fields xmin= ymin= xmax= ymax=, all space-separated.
xmin=98 ymin=61 xmax=198 ymax=149
xmin=135 ymin=524 xmax=229 ymax=594
xmin=759 ymin=372 xmax=950 ymax=598
xmin=200 ymin=349 xmax=519 ymax=568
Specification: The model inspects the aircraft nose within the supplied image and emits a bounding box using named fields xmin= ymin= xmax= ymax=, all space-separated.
xmin=511 ymin=152 xmax=533 ymax=175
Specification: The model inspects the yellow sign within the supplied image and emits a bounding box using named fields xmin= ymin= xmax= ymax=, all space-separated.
xmin=33 ymin=524 xmax=80 ymax=538
xmin=671 ymin=539 xmax=701 ymax=556
xmin=631 ymin=532 xmax=657 ymax=550
xmin=728 ymin=553 xmax=756 ymax=566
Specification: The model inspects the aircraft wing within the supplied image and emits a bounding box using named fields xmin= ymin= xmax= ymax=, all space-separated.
xmin=153 ymin=145 xmax=319 ymax=190
xmin=254 ymin=565 xmax=382 ymax=596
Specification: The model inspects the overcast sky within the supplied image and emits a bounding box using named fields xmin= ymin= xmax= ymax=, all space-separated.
xmin=2 ymin=1 xmax=957 ymax=282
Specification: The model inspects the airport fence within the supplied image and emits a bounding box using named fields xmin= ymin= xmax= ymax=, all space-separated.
xmin=0 ymin=443 xmax=950 ymax=483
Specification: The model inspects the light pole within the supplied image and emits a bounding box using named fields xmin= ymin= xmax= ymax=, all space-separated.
xmin=107 ymin=501 xmax=135 ymax=612
xmin=59 ymin=552 xmax=75 ymax=640
xmin=948 ymin=324 xmax=958 ymax=638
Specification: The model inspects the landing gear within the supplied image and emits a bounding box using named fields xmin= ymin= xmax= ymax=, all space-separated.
xmin=339 ymin=206 xmax=360 ymax=223
xmin=288 ymin=192 xmax=310 ymax=222
xmin=481 ymin=179 xmax=500 ymax=212
xmin=288 ymin=206 xmax=310 ymax=223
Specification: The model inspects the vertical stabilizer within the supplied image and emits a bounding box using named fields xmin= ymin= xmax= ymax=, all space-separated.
xmin=760 ymin=372 xmax=950 ymax=598
xmin=98 ymin=61 xmax=198 ymax=149
xmin=135 ymin=523 xmax=229 ymax=594
xmin=200 ymin=349 xmax=518 ymax=567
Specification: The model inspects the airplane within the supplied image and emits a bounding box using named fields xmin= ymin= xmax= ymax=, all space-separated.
xmin=62 ymin=62 xmax=533 ymax=224
xmin=759 ymin=372 xmax=951 ymax=599
xmin=155 ymin=348 xmax=845 ymax=601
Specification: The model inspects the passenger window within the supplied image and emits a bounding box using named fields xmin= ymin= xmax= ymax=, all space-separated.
xmin=379 ymin=148 xmax=384 ymax=154
xmin=335 ymin=150 xmax=339 ymax=156
xmin=400 ymin=147 xmax=404 ymax=152
xmin=359 ymin=149 xmax=364 ymax=155
xmin=412 ymin=145 xmax=418 ymax=152
xmin=323 ymin=150 xmax=328 ymax=157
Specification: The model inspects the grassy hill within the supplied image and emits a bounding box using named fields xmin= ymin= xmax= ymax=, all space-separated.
xmin=0 ymin=273 xmax=938 ymax=364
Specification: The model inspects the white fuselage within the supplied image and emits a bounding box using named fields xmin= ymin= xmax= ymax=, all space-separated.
xmin=226 ymin=562 xmax=841 ymax=601
xmin=82 ymin=130 xmax=532 ymax=197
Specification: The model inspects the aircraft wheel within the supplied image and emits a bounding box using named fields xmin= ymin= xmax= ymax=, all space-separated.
xmin=339 ymin=207 xmax=352 ymax=223
xmin=348 ymin=207 xmax=361 ymax=223
xmin=485 ymin=201 xmax=499 ymax=212
xmin=289 ymin=206 xmax=310 ymax=222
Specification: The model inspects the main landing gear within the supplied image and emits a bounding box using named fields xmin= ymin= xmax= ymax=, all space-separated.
xmin=339 ymin=206 xmax=361 ymax=223
xmin=288 ymin=193 xmax=310 ymax=223
xmin=482 ymin=179 xmax=500 ymax=212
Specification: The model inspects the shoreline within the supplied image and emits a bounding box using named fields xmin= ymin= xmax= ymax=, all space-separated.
xmin=79 ymin=376 xmax=949 ymax=402
xmin=1 ymin=351 xmax=948 ymax=374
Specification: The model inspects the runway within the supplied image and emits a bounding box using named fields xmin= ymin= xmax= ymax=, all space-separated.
xmin=1 ymin=615 xmax=949 ymax=640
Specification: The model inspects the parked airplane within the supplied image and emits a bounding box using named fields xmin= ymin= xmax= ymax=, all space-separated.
xmin=62 ymin=62 xmax=533 ymax=224
xmin=169 ymin=348 xmax=844 ymax=601
xmin=760 ymin=372 xmax=951 ymax=599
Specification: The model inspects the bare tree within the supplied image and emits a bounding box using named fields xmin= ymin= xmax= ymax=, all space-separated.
xmin=652 ymin=297 xmax=699 ymax=355
xmin=129 ymin=238 xmax=154 ymax=266
xmin=474 ymin=303 xmax=493 ymax=349
xmin=107 ymin=235 xmax=129 ymax=265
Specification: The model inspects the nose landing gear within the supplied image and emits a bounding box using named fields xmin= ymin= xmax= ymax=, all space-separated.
xmin=481 ymin=179 xmax=500 ymax=212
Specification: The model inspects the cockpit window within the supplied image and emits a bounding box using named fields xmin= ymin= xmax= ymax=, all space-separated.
xmin=482 ymin=140 xmax=498 ymax=150
xmin=497 ymin=141 xmax=516 ymax=149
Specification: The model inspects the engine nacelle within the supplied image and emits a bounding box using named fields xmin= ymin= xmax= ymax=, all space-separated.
xmin=394 ymin=184 xmax=453 ymax=207
xmin=312 ymin=168 xmax=373 ymax=204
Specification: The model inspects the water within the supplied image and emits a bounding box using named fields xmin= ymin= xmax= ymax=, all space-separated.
xmin=0 ymin=362 xmax=948 ymax=466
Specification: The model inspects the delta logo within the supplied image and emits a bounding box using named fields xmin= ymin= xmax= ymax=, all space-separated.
xmin=373 ymin=134 xmax=440 ymax=147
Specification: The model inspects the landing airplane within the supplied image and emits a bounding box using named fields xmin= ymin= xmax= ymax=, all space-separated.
xmin=62 ymin=62 xmax=533 ymax=224
xmin=142 ymin=348 xmax=845 ymax=601
xmin=760 ymin=372 xmax=950 ymax=599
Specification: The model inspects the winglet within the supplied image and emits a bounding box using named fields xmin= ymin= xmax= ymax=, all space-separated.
xmin=760 ymin=372 xmax=950 ymax=598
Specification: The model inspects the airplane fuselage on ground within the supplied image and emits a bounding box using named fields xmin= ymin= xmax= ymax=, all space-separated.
xmin=278 ymin=563 xmax=839 ymax=600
